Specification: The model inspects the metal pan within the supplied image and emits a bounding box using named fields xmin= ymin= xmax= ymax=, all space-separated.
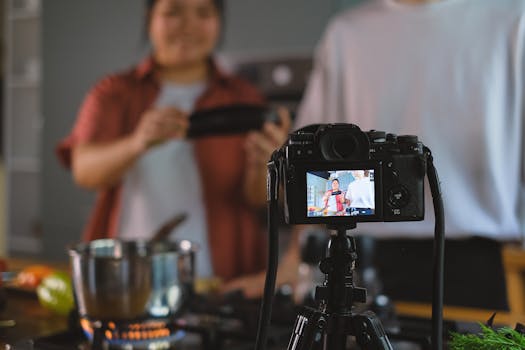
xmin=69 ymin=239 xmax=198 ymax=321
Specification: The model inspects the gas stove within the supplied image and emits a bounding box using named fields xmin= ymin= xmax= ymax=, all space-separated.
xmin=29 ymin=316 xmax=292 ymax=350
xmin=28 ymin=317 xmax=290 ymax=350
xmin=25 ymin=292 xmax=296 ymax=350
xmin=13 ymin=291 xmax=434 ymax=350
xmin=79 ymin=316 xmax=187 ymax=349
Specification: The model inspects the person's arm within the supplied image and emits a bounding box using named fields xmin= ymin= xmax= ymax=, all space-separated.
xmin=72 ymin=107 xmax=189 ymax=190
xmin=345 ymin=185 xmax=353 ymax=205
xmin=324 ymin=191 xmax=333 ymax=209
xmin=243 ymin=108 xmax=291 ymax=206
xmin=72 ymin=135 xmax=143 ymax=190
xmin=220 ymin=224 xmax=304 ymax=299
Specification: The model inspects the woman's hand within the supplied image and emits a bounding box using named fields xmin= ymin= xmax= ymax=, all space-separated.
xmin=219 ymin=271 xmax=267 ymax=299
xmin=132 ymin=107 xmax=189 ymax=152
xmin=244 ymin=108 xmax=292 ymax=168
xmin=72 ymin=107 xmax=189 ymax=190
xmin=220 ymin=226 xmax=302 ymax=300
xmin=219 ymin=250 xmax=301 ymax=300
xmin=243 ymin=108 xmax=292 ymax=206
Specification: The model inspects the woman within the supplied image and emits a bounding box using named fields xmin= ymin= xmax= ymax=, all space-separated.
xmin=322 ymin=178 xmax=345 ymax=216
xmin=57 ymin=0 xmax=293 ymax=297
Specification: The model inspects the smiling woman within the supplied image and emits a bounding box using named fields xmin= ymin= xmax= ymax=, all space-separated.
xmin=56 ymin=0 xmax=292 ymax=297
xmin=147 ymin=0 xmax=223 ymax=81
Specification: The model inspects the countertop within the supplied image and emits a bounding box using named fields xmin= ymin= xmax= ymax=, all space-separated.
xmin=0 ymin=284 xmax=69 ymax=347
xmin=0 ymin=257 xmax=290 ymax=350
xmin=4 ymin=247 xmax=522 ymax=349
xmin=0 ymin=257 xmax=70 ymax=347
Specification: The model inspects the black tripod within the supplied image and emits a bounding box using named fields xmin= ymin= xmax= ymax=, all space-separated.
xmin=287 ymin=224 xmax=393 ymax=350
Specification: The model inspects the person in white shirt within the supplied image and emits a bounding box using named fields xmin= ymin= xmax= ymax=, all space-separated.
xmin=293 ymin=0 xmax=525 ymax=310
xmin=345 ymin=170 xmax=375 ymax=215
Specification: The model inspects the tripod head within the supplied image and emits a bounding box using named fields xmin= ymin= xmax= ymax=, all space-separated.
xmin=316 ymin=224 xmax=366 ymax=314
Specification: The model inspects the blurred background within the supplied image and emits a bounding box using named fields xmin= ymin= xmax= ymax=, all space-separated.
xmin=0 ymin=0 xmax=365 ymax=261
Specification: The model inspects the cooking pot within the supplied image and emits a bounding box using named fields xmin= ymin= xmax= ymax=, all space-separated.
xmin=69 ymin=239 xmax=197 ymax=321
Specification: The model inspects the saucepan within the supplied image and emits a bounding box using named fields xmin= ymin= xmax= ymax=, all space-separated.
xmin=69 ymin=238 xmax=198 ymax=321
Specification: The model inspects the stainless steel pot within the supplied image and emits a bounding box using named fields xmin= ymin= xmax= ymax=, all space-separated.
xmin=69 ymin=239 xmax=197 ymax=321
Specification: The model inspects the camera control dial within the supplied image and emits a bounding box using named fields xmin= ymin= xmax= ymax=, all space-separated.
xmin=387 ymin=185 xmax=410 ymax=209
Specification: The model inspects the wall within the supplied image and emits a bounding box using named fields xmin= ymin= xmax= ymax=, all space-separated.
xmin=39 ymin=0 xmax=363 ymax=261
xmin=0 ymin=0 xmax=5 ymax=256
xmin=40 ymin=1 xmax=145 ymax=260
xmin=0 ymin=162 xmax=4 ymax=256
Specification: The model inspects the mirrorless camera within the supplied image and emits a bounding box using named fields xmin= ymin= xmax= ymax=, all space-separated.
xmin=278 ymin=123 xmax=427 ymax=224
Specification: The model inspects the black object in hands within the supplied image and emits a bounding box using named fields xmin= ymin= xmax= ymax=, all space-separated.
xmin=331 ymin=190 xmax=342 ymax=195
xmin=187 ymin=104 xmax=279 ymax=138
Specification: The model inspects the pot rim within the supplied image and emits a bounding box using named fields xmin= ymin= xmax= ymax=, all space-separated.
xmin=68 ymin=238 xmax=199 ymax=259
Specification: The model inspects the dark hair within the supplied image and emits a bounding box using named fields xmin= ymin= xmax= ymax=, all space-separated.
xmin=146 ymin=0 xmax=224 ymax=17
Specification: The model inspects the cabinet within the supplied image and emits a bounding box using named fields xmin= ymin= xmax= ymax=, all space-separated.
xmin=3 ymin=0 xmax=42 ymax=254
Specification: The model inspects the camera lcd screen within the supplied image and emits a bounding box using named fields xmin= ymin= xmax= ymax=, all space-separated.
xmin=306 ymin=170 xmax=376 ymax=218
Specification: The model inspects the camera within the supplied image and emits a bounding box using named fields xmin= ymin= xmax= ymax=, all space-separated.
xmin=277 ymin=123 xmax=427 ymax=224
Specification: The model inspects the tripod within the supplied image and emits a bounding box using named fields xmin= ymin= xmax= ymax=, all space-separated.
xmin=287 ymin=223 xmax=393 ymax=350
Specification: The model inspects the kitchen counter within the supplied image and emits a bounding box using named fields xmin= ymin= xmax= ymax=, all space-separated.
xmin=0 ymin=257 xmax=70 ymax=347
xmin=0 ymin=286 xmax=69 ymax=347
xmin=395 ymin=244 xmax=525 ymax=326
xmin=6 ymin=247 xmax=517 ymax=349
xmin=0 ymin=257 xmax=293 ymax=350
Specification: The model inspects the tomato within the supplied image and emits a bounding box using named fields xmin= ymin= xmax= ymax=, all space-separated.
xmin=15 ymin=265 xmax=54 ymax=289
xmin=36 ymin=271 xmax=75 ymax=316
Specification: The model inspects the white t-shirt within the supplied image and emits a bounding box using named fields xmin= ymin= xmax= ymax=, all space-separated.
xmin=296 ymin=0 xmax=525 ymax=240
xmin=327 ymin=194 xmax=339 ymax=212
xmin=119 ymin=81 xmax=214 ymax=277
xmin=346 ymin=178 xmax=375 ymax=209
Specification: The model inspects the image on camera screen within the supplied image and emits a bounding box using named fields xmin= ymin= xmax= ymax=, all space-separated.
xmin=306 ymin=170 xmax=376 ymax=217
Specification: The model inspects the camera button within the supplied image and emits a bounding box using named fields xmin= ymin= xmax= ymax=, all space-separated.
xmin=388 ymin=185 xmax=410 ymax=208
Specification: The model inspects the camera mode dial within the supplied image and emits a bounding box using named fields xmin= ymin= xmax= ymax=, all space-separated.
xmin=397 ymin=135 xmax=423 ymax=154
xmin=387 ymin=185 xmax=410 ymax=209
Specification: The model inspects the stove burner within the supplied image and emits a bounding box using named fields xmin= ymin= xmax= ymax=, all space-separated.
xmin=80 ymin=317 xmax=185 ymax=350
xmin=30 ymin=292 xmax=299 ymax=349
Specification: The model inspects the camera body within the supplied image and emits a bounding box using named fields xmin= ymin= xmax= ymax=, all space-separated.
xmin=279 ymin=123 xmax=426 ymax=224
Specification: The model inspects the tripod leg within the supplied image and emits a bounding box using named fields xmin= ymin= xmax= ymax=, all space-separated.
xmin=287 ymin=307 xmax=325 ymax=350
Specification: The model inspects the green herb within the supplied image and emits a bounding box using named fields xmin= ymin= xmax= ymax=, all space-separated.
xmin=450 ymin=323 xmax=525 ymax=350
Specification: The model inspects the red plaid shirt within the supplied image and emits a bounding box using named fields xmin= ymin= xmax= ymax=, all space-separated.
xmin=57 ymin=56 xmax=267 ymax=280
